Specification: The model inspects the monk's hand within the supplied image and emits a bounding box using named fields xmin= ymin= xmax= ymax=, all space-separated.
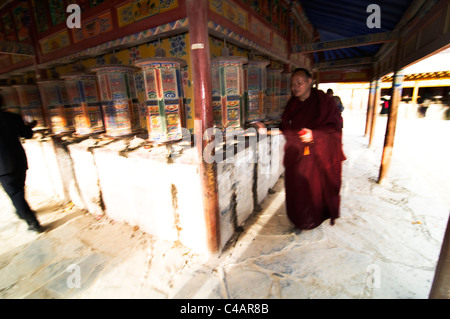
xmin=298 ymin=128 xmax=313 ymax=143
xmin=25 ymin=120 xmax=37 ymax=128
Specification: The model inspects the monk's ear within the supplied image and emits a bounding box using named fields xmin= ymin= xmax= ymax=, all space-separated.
xmin=307 ymin=77 xmax=313 ymax=87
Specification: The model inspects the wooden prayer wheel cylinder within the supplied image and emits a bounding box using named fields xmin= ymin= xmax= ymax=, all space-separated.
xmin=90 ymin=65 xmax=141 ymax=137
xmin=266 ymin=68 xmax=283 ymax=123
xmin=244 ymin=60 xmax=270 ymax=123
xmin=61 ymin=73 xmax=105 ymax=136
xmin=0 ymin=86 xmax=21 ymax=115
xmin=280 ymin=71 xmax=291 ymax=116
xmin=134 ymin=58 xmax=186 ymax=143
xmin=13 ymin=84 xmax=47 ymax=130
xmin=37 ymin=80 xmax=75 ymax=134
xmin=210 ymin=56 xmax=247 ymax=132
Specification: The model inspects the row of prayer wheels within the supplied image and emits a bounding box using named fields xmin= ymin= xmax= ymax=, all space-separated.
xmin=0 ymin=57 xmax=291 ymax=143
xmin=211 ymin=57 xmax=291 ymax=131
xmin=0 ymin=58 xmax=186 ymax=143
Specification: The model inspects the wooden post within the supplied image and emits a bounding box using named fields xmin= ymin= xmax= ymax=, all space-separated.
xmin=378 ymin=68 xmax=404 ymax=183
xmin=365 ymin=78 xmax=376 ymax=136
xmin=368 ymin=78 xmax=381 ymax=148
xmin=412 ymin=81 xmax=420 ymax=105
xmin=186 ymin=0 xmax=221 ymax=254
xmin=412 ymin=80 xmax=420 ymax=115
xmin=429 ymin=214 xmax=450 ymax=299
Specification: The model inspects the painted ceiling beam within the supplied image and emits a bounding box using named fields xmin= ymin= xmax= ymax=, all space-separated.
xmin=315 ymin=56 xmax=374 ymax=70
xmin=0 ymin=41 xmax=35 ymax=56
xmin=292 ymin=31 xmax=398 ymax=54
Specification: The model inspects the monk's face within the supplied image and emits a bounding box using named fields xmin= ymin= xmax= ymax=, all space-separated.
xmin=291 ymin=71 xmax=312 ymax=101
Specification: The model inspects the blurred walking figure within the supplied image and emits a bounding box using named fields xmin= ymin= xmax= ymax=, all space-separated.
xmin=280 ymin=68 xmax=346 ymax=230
xmin=380 ymin=97 xmax=390 ymax=115
xmin=326 ymin=88 xmax=344 ymax=113
xmin=417 ymin=90 xmax=432 ymax=118
xmin=0 ymin=95 xmax=42 ymax=233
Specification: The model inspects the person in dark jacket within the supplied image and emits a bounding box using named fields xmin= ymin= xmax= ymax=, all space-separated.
xmin=0 ymin=95 xmax=42 ymax=232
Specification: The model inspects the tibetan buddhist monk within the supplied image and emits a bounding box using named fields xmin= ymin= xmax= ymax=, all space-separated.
xmin=280 ymin=68 xmax=346 ymax=230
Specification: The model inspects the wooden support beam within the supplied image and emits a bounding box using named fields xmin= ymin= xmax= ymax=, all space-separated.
xmin=412 ymin=81 xmax=420 ymax=105
xmin=186 ymin=0 xmax=221 ymax=255
xmin=0 ymin=41 xmax=35 ymax=56
xmin=316 ymin=56 xmax=373 ymax=69
xmin=292 ymin=31 xmax=397 ymax=54
xmin=378 ymin=68 xmax=404 ymax=183
xmin=368 ymin=78 xmax=382 ymax=148
xmin=365 ymin=78 xmax=376 ymax=137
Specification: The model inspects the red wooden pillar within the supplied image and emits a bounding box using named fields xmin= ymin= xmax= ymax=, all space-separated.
xmin=368 ymin=78 xmax=381 ymax=148
xmin=186 ymin=0 xmax=220 ymax=254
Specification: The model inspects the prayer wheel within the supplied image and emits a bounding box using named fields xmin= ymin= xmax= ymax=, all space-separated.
xmin=134 ymin=58 xmax=186 ymax=143
xmin=0 ymin=86 xmax=21 ymax=115
xmin=13 ymin=84 xmax=47 ymax=130
xmin=266 ymin=68 xmax=283 ymax=123
xmin=211 ymin=56 xmax=247 ymax=132
xmin=280 ymin=71 xmax=291 ymax=116
xmin=61 ymin=73 xmax=105 ymax=136
xmin=244 ymin=60 xmax=270 ymax=123
xmin=37 ymin=80 xmax=75 ymax=134
xmin=90 ymin=65 xmax=141 ymax=137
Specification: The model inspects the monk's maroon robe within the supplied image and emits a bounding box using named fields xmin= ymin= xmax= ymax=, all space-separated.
xmin=280 ymin=88 xmax=346 ymax=230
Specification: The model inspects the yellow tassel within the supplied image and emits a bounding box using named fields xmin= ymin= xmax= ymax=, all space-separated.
xmin=304 ymin=146 xmax=310 ymax=155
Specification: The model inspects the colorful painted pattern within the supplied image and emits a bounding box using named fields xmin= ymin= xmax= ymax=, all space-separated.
xmin=1 ymin=12 xmax=16 ymax=41
xmin=13 ymin=85 xmax=46 ymax=130
xmin=279 ymin=71 xmax=291 ymax=118
xmin=12 ymin=1 xmax=30 ymax=42
xmin=0 ymin=86 xmax=21 ymax=115
xmin=211 ymin=56 xmax=247 ymax=131
xmin=72 ymin=11 xmax=113 ymax=43
xmin=244 ymin=60 xmax=269 ymax=123
xmin=265 ymin=68 xmax=283 ymax=122
xmin=210 ymin=0 xmax=248 ymax=30
xmin=40 ymin=30 xmax=71 ymax=55
xmin=48 ymin=0 xmax=66 ymax=26
xmin=117 ymin=0 xmax=178 ymax=27
xmin=31 ymin=0 xmax=49 ymax=33
xmin=50 ymin=18 xmax=189 ymax=66
xmin=135 ymin=58 xmax=186 ymax=143
xmin=169 ymin=34 xmax=187 ymax=58
xmin=61 ymin=73 xmax=105 ymax=136
xmin=208 ymin=21 xmax=289 ymax=64
xmin=90 ymin=65 xmax=142 ymax=137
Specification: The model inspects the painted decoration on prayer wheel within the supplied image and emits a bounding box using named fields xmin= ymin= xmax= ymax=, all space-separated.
xmin=265 ymin=68 xmax=283 ymax=122
xmin=244 ymin=60 xmax=270 ymax=123
xmin=61 ymin=73 xmax=105 ymax=136
xmin=211 ymin=56 xmax=247 ymax=132
xmin=90 ymin=65 xmax=141 ymax=137
xmin=0 ymin=86 xmax=21 ymax=115
xmin=13 ymin=84 xmax=47 ymax=130
xmin=37 ymin=80 xmax=75 ymax=134
xmin=280 ymin=71 xmax=291 ymax=116
xmin=134 ymin=58 xmax=186 ymax=143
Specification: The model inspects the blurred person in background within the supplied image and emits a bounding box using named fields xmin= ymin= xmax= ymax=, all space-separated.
xmin=326 ymin=88 xmax=344 ymax=114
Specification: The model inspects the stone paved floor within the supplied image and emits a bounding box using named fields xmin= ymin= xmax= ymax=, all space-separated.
xmin=0 ymin=112 xmax=449 ymax=299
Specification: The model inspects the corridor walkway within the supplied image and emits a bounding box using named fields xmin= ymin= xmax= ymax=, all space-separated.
xmin=0 ymin=110 xmax=448 ymax=299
